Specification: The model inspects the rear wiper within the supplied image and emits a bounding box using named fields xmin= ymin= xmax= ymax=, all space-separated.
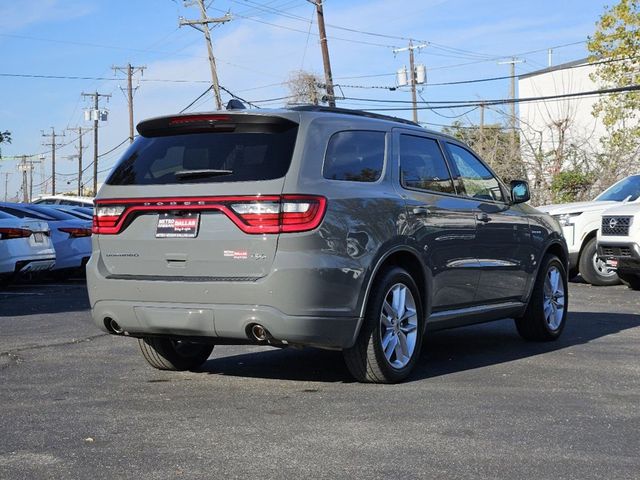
xmin=175 ymin=169 xmax=233 ymax=180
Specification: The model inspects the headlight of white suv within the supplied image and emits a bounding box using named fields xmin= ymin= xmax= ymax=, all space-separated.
xmin=553 ymin=212 xmax=583 ymax=226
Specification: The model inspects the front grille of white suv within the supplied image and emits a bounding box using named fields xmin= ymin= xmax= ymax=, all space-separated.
xmin=602 ymin=216 xmax=632 ymax=236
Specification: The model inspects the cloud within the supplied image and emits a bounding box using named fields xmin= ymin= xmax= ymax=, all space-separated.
xmin=0 ymin=0 xmax=94 ymax=31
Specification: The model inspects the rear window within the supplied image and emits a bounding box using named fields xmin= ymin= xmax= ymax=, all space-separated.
xmin=323 ymin=131 xmax=385 ymax=182
xmin=107 ymin=128 xmax=298 ymax=186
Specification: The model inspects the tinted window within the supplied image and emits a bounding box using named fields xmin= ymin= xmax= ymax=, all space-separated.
xmin=400 ymin=135 xmax=454 ymax=193
xmin=323 ymin=131 xmax=385 ymax=182
xmin=446 ymin=144 xmax=504 ymax=202
xmin=107 ymin=128 xmax=298 ymax=186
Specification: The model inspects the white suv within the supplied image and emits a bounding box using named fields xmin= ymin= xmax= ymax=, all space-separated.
xmin=597 ymin=201 xmax=640 ymax=290
xmin=538 ymin=174 xmax=640 ymax=286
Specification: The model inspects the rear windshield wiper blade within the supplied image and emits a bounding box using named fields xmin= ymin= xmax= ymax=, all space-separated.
xmin=174 ymin=169 xmax=233 ymax=180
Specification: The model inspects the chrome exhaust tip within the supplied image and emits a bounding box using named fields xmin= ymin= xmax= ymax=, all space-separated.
xmin=105 ymin=317 xmax=124 ymax=335
xmin=250 ymin=324 xmax=269 ymax=342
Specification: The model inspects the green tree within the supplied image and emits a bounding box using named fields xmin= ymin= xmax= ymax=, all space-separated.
xmin=0 ymin=130 xmax=11 ymax=158
xmin=587 ymin=0 xmax=640 ymax=177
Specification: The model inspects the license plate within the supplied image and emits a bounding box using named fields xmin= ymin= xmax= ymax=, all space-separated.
xmin=156 ymin=213 xmax=200 ymax=238
xmin=606 ymin=258 xmax=618 ymax=268
xmin=33 ymin=232 xmax=44 ymax=243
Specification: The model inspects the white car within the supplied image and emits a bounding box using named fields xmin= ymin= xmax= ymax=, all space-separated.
xmin=597 ymin=200 xmax=640 ymax=290
xmin=538 ymin=174 xmax=640 ymax=286
xmin=32 ymin=195 xmax=94 ymax=208
xmin=0 ymin=210 xmax=56 ymax=282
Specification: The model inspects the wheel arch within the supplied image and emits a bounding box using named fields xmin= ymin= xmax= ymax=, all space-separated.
xmin=353 ymin=246 xmax=432 ymax=346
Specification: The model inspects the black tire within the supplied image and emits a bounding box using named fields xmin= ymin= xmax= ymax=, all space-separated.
xmin=578 ymin=237 xmax=619 ymax=286
xmin=618 ymin=272 xmax=640 ymax=291
xmin=138 ymin=337 xmax=214 ymax=371
xmin=343 ymin=266 xmax=424 ymax=383
xmin=515 ymin=254 xmax=568 ymax=341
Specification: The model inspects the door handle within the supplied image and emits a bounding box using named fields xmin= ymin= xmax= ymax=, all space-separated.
xmin=412 ymin=206 xmax=430 ymax=216
xmin=476 ymin=213 xmax=491 ymax=223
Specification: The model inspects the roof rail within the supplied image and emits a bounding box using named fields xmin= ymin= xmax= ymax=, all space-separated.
xmin=287 ymin=105 xmax=421 ymax=127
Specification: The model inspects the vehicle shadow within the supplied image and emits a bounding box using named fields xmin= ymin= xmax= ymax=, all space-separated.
xmin=198 ymin=311 xmax=640 ymax=383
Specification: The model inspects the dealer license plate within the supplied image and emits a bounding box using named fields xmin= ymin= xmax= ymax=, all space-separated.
xmin=156 ymin=213 xmax=200 ymax=238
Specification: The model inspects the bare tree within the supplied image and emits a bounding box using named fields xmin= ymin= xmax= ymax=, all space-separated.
xmin=287 ymin=70 xmax=323 ymax=105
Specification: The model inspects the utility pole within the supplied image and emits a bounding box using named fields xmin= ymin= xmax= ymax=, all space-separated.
xmin=498 ymin=57 xmax=525 ymax=150
xmin=67 ymin=127 xmax=89 ymax=196
xmin=82 ymin=91 xmax=111 ymax=195
xmin=307 ymin=0 xmax=336 ymax=107
xmin=498 ymin=57 xmax=524 ymax=134
xmin=479 ymin=102 xmax=485 ymax=156
xmin=41 ymin=128 xmax=64 ymax=195
xmin=15 ymin=155 xmax=39 ymax=203
xmin=113 ymin=64 xmax=146 ymax=144
xmin=393 ymin=42 xmax=427 ymax=123
xmin=179 ymin=1 xmax=231 ymax=110
xmin=3 ymin=172 xmax=10 ymax=202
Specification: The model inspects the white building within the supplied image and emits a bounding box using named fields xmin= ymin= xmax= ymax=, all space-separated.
xmin=518 ymin=58 xmax=605 ymax=175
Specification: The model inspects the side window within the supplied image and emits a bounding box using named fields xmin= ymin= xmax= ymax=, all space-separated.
xmin=323 ymin=131 xmax=385 ymax=182
xmin=446 ymin=143 xmax=504 ymax=202
xmin=399 ymin=134 xmax=455 ymax=194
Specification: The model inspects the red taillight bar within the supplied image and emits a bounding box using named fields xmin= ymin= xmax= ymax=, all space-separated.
xmin=93 ymin=195 xmax=327 ymax=235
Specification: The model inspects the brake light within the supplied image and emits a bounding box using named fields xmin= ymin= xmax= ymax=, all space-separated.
xmin=59 ymin=227 xmax=92 ymax=238
xmin=0 ymin=228 xmax=33 ymax=240
xmin=93 ymin=195 xmax=326 ymax=235
xmin=169 ymin=115 xmax=232 ymax=125
xmin=93 ymin=205 xmax=126 ymax=234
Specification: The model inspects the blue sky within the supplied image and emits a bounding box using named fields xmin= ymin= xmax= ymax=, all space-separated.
xmin=0 ymin=0 xmax=609 ymax=197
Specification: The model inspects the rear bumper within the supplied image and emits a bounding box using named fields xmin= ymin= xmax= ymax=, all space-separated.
xmin=91 ymin=300 xmax=360 ymax=349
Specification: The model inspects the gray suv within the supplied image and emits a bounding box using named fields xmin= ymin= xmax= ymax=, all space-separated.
xmin=87 ymin=106 xmax=568 ymax=383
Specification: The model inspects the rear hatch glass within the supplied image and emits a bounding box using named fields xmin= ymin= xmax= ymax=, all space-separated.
xmin=97 ymin=113 xmax=300 ymax=280
xmin=107 ymin=114 xmax=298 ymax=186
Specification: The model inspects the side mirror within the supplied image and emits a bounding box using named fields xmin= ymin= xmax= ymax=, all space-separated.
xmin=510 ymin=180 xmax=530 ymax=204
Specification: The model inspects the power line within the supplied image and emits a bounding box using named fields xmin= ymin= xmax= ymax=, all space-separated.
xmin=350 ymin=84 xmax=640 ymax=111
xmin=180 ymin=86 xmax=213 ymax=113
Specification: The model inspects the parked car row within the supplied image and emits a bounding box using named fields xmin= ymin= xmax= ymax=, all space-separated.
xmin=0 ymin=202 xmax=92 ymax=284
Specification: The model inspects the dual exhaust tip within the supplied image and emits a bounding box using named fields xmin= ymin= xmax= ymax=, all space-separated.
xmin=105 ymin=317 xmax=271 ymax=343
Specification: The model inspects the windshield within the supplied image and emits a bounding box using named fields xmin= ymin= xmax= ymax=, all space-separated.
xmin=596 ymin=175 xmax=640 ymax=202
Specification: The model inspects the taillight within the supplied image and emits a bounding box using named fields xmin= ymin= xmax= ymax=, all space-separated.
xmin=0 ymin=228 xmax=33 ymax=240
xmin=229 ymin=196 xmax=326 ymax=233
xmin=93 ymin=196 xmax=327 ymax=235
xmin=93 ymin=205 xmax=126 ymax=234
xmin=59 ymin=227 xmax=92 ymax=238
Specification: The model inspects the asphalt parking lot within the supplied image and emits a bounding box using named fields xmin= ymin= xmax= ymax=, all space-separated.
xmin=1 ymin=278 xmax=638 ymax=479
